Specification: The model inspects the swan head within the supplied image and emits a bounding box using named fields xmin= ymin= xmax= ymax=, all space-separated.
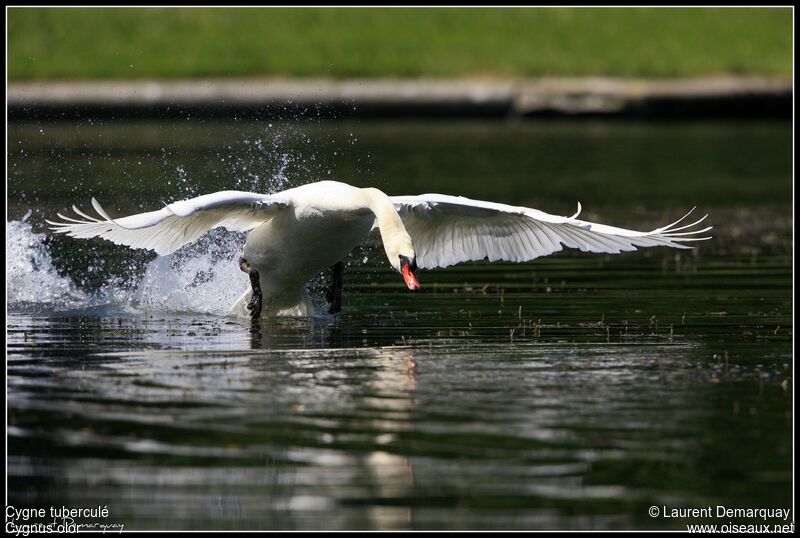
xmin=384 ymin=235 xmax=420 ymax=290
xmin=398 ymin=254 xmax=421 ymax=291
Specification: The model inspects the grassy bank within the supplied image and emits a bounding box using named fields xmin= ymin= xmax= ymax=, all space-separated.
xmin=8 ymin=7 xmax=792 ymax=81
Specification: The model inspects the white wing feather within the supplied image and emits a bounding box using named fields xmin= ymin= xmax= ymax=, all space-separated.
xmin=46 ymin=190 xmax=290 ymax=255
xmin=391 ymin=194 xmax=712 ymax=269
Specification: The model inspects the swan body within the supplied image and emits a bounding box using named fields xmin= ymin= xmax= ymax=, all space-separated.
xmin=232 ymin=182 xmax=376 ymax=315
xmin=47 ymin=180 xmax=711 ymax=318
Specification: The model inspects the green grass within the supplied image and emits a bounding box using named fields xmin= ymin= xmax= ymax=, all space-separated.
xmin=8 ymin=7 xmax=792 ymax=81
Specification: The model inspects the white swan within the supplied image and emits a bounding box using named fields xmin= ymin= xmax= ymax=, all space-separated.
xmin=47 ymin=180 xmax=711 ymax=318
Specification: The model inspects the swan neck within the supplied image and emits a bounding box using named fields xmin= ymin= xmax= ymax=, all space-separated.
xmin=362 ymin=188 xmax=404 ymax=235
xmin=361 ymin=187 xmax=413 ymax=267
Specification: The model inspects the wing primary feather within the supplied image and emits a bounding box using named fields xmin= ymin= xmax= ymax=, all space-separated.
xmin=515 ymin=220 xmax=539 ymax=256
xmin=654 ymin=206 xmax=696 ymax=232
xmin=54 ymin=213 xmax=88 ymax=224
xmin=558 ymin=224 xmax=597 ymax=252
xmin=659 ymin=214 xmax=708 ymax=234
xmin=533 ymin=221 xmax=563 ymax=252
xmin=574 ymin=226 xmax=623 ymax=253
xmin=661 ymin=226 xmax=713 ymax=237
xmin=570 ymin=202 xmax=582 ymax=219
xmin=90 ymin=197 xmax=118 ymax=225
xmin=72 ymin=205 xmax=103 ymax=222
xmin=509 ymin=220 xmax=531 ymax=262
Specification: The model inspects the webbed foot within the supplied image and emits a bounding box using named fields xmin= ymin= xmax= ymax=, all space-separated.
xmin=326 ymin=261 xmax=344 ymax=314
xmin=247 ymin=293 xmax=262 ymax=320
xmin=239 ymin=256 xmax=263 ymax=320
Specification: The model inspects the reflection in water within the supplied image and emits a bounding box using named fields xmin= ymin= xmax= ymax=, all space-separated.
xmin=8 ymin=317 xmax=427 ymax=528
xmin=7 ymin=297 xmax=792 ymax=530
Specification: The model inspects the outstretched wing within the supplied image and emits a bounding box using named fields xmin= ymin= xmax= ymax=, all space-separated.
xmin=47 ymin=190 xmax=290 ymax=255
xmin=391 ymin=194 xmax=711 ymax=269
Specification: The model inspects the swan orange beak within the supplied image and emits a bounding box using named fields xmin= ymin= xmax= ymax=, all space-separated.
xmin=401 ymin=261 xmax=421 ymax=290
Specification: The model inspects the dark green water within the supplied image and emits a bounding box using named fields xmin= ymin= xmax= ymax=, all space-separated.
xmin=6 ymin=120 xmax=793 ymax=530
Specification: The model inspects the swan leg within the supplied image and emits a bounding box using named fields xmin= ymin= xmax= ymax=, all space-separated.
xmin=326 ymin=261 xmax=344 ymax=314
xmin=239 ymin=257 xmax=262 ymax=320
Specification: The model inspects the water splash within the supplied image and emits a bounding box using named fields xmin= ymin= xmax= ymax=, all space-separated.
xmin=7 ymin=119 xmax=360 ymax=317
xmin=7 ymin=218 xmax=251 ymax=316
xmin=132 ymin=228 xmax=249 ymax=316
xmin=7 ymin=217 xmax=89 ymax=310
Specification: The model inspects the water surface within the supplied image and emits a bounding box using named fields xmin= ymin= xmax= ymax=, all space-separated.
xmin=6 ymin=119 xmax=793 ymax=530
